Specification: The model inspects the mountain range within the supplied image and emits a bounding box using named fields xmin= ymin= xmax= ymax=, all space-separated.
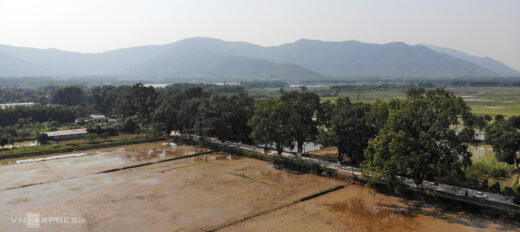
xmin=0 ymin=37 xmax=518 ymax=80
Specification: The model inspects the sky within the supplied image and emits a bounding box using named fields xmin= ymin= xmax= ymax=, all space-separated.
xmin=1 ymin=0 xmax=519 ymax=70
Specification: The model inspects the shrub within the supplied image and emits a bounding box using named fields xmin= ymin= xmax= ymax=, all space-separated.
xmin=121 ymin=118 xmax=139 ymax=133
xmin=87 ymin=125 xmax=118 ymax=136
xmin=36 ymin=133 xmax=50 ymax=145
xmin=467 ymin=159 xmax=513 ymax=179
xmin=514 ymin=196 xmax=520 ymax=205
xmin=490 ymin=182 xmax=501 ymax=193
xmin=480 ymin=179 xmax=489 ymax=190
xmin=502 ymin=186 xmax=515 ymax=196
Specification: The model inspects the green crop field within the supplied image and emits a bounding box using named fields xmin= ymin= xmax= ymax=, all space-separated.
xmin=320 ymin=87 xmax=520 ymax=117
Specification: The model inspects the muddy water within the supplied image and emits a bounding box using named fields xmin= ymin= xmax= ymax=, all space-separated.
xmin=0 ymin=141 xmax=205 ymax=165
xmin=0 ymin=142 xmax=206 ymax=190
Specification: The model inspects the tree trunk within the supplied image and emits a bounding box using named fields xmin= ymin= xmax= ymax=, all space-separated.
xmin=338 ymin=152 xmax=344 ymax=165
xmin=276 ymin=143 xmax=283 ymax=156
xmin=297 ymin=141 xmax=303 ymax=156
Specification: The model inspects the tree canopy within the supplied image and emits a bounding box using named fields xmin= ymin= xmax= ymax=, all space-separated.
xmin=486 ymin=117 xmax=520 ymax=168
xmin=280 ymin=91 xmax=320 ymax=155
xmin=50 ymin=86 xmax=86 ymax=106
xmin=362 ymin=88 xmax=477 ymax=190
xmin=248 ymin=98 xmax=294 ymax=155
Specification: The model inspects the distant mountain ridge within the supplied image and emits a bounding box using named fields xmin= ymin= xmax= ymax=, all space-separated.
xmin=422 ymin=44 xmax=519 ymax=75
xmin=0 ymin=37 xmax=517 ymax=79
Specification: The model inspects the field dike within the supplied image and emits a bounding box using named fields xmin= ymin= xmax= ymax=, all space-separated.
xmin=207 ymin=185 xmax=346 ymax=232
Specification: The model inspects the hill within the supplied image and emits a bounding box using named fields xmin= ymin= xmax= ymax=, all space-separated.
xmin=422 ymin=44 xmax=519 ymax=76
xmin=0 ymin=37 xmax=512 ymax=79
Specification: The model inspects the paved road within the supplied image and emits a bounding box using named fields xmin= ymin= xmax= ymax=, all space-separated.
xmin=208 ymin=138 xmax=519 ymax=212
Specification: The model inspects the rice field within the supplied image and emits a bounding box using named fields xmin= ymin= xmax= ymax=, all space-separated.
xmin=320 ymin=87 xmax=520 ymax=117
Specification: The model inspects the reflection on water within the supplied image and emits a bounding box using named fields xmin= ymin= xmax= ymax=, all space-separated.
xmin=0 ymin=142 xmax=206 ymax=165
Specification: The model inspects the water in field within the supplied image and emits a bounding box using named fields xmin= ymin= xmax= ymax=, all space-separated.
xmin=0 ymin=141 xmax=205 ymax=165
xmin=0 ymin=142 xmax=517 ymax=231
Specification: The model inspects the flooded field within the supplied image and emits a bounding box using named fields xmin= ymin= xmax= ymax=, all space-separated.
xmin=0 ymin=142 xmax=518 ymax=231
xmin=0 ymin=142 xmax=206 ymax=189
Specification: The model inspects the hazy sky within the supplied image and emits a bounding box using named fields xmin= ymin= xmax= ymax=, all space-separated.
xmin=1 ymin=0 xmax=519 ymax=70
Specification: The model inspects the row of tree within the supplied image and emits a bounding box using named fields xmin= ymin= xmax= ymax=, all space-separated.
xmin=153 ymin=88 xmax=254 ymax=143
xmin=0 ymin=105 xmax=82 ymax=127
xmin=3 ymin=83 xmax=518 ymax=193
xmin=246 ymin=88 xmax=500 ymax=190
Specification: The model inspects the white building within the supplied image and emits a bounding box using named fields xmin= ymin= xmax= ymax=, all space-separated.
xmin=88 ymin=115 xmax=109 ymax=123
xmin=0 ymin=102 xmax=35 ymax=109
xmin=45 ymin=128 xmax=88 ymax=140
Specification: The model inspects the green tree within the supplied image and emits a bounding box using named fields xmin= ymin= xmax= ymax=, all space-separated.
xmin=486 ymin=118 xmax=520 ymax=168
xmin=248 ymin=98 xmax=294 ymax=155
xmin=89 ymin=85 xmax=119 ymax=115
xmin=115 ymin=83 xmax=157 ymax=120
xmin=36 ymin=133 xmax=50 ymax=145
xmin=153 ymin=87 xmax=209 ymax=135
xmin=363 ymin=88 xmax=476 ymax=190
xmin=0 ymin=136 xmax=13 ymax=147
xmin=328 ymin=97 xmax=374 ymax=165
xmin=509 ymin=116 xmax=520 ymax=129
xmin=50 ymin=86 xmax=86 ymax=106
xmin=121 ymin=118 xmax=139 ymax=133
xmin=280 ymin=91 xmax=320 ymax=156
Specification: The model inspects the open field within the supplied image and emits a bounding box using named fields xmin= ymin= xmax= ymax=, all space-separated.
xmin=0 ymin=142 xmax=206 ymax=188
xmin=221 ymin=184 xmax=519 ymax=232
xmin=320 ymin=87 xmax=520 ymax=117
xmin=0 ymin=147 xmax=342 ymax=231
xmin=0 ymin=143 xmax=518 ymax=231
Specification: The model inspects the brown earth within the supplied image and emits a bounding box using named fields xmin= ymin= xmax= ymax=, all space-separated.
xmin=0 ymin=144 xmax=518 ymax=231
xmin=220 ymin=184 xmax=519 ymax=232
xmin=0 ymin=142 xmax=206 ymax=189
xmin=0 ymin=152 xmax=342 ymax=231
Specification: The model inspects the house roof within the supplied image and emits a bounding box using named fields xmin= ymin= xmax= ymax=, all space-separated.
xmin=90 ymin=115 xmax=107 ymax=119
xmin=45 ymin=128 xmax=88 ymax=137
xmin=0 ymin=102 xmax=35 ymax=109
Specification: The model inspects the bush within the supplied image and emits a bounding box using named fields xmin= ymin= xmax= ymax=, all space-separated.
xmin=87 ymin=125 xmax=118 ymax=136
xmin=514 ymin=196 xmax=520 ymax=205
xmin=36 ymin=133 xmax=50 ymax=145
xmin=121 ymin=118 xmax=139 ymax=133
xmin=480 ymin=179 xmax=489 ymax=190
xmin=502 ymin=186 xmax=515 ymax=196
xmin=490 ymin=182 xmax=501 ymax=193
xmin=467 ymin=159 xmax=513 ymax=179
